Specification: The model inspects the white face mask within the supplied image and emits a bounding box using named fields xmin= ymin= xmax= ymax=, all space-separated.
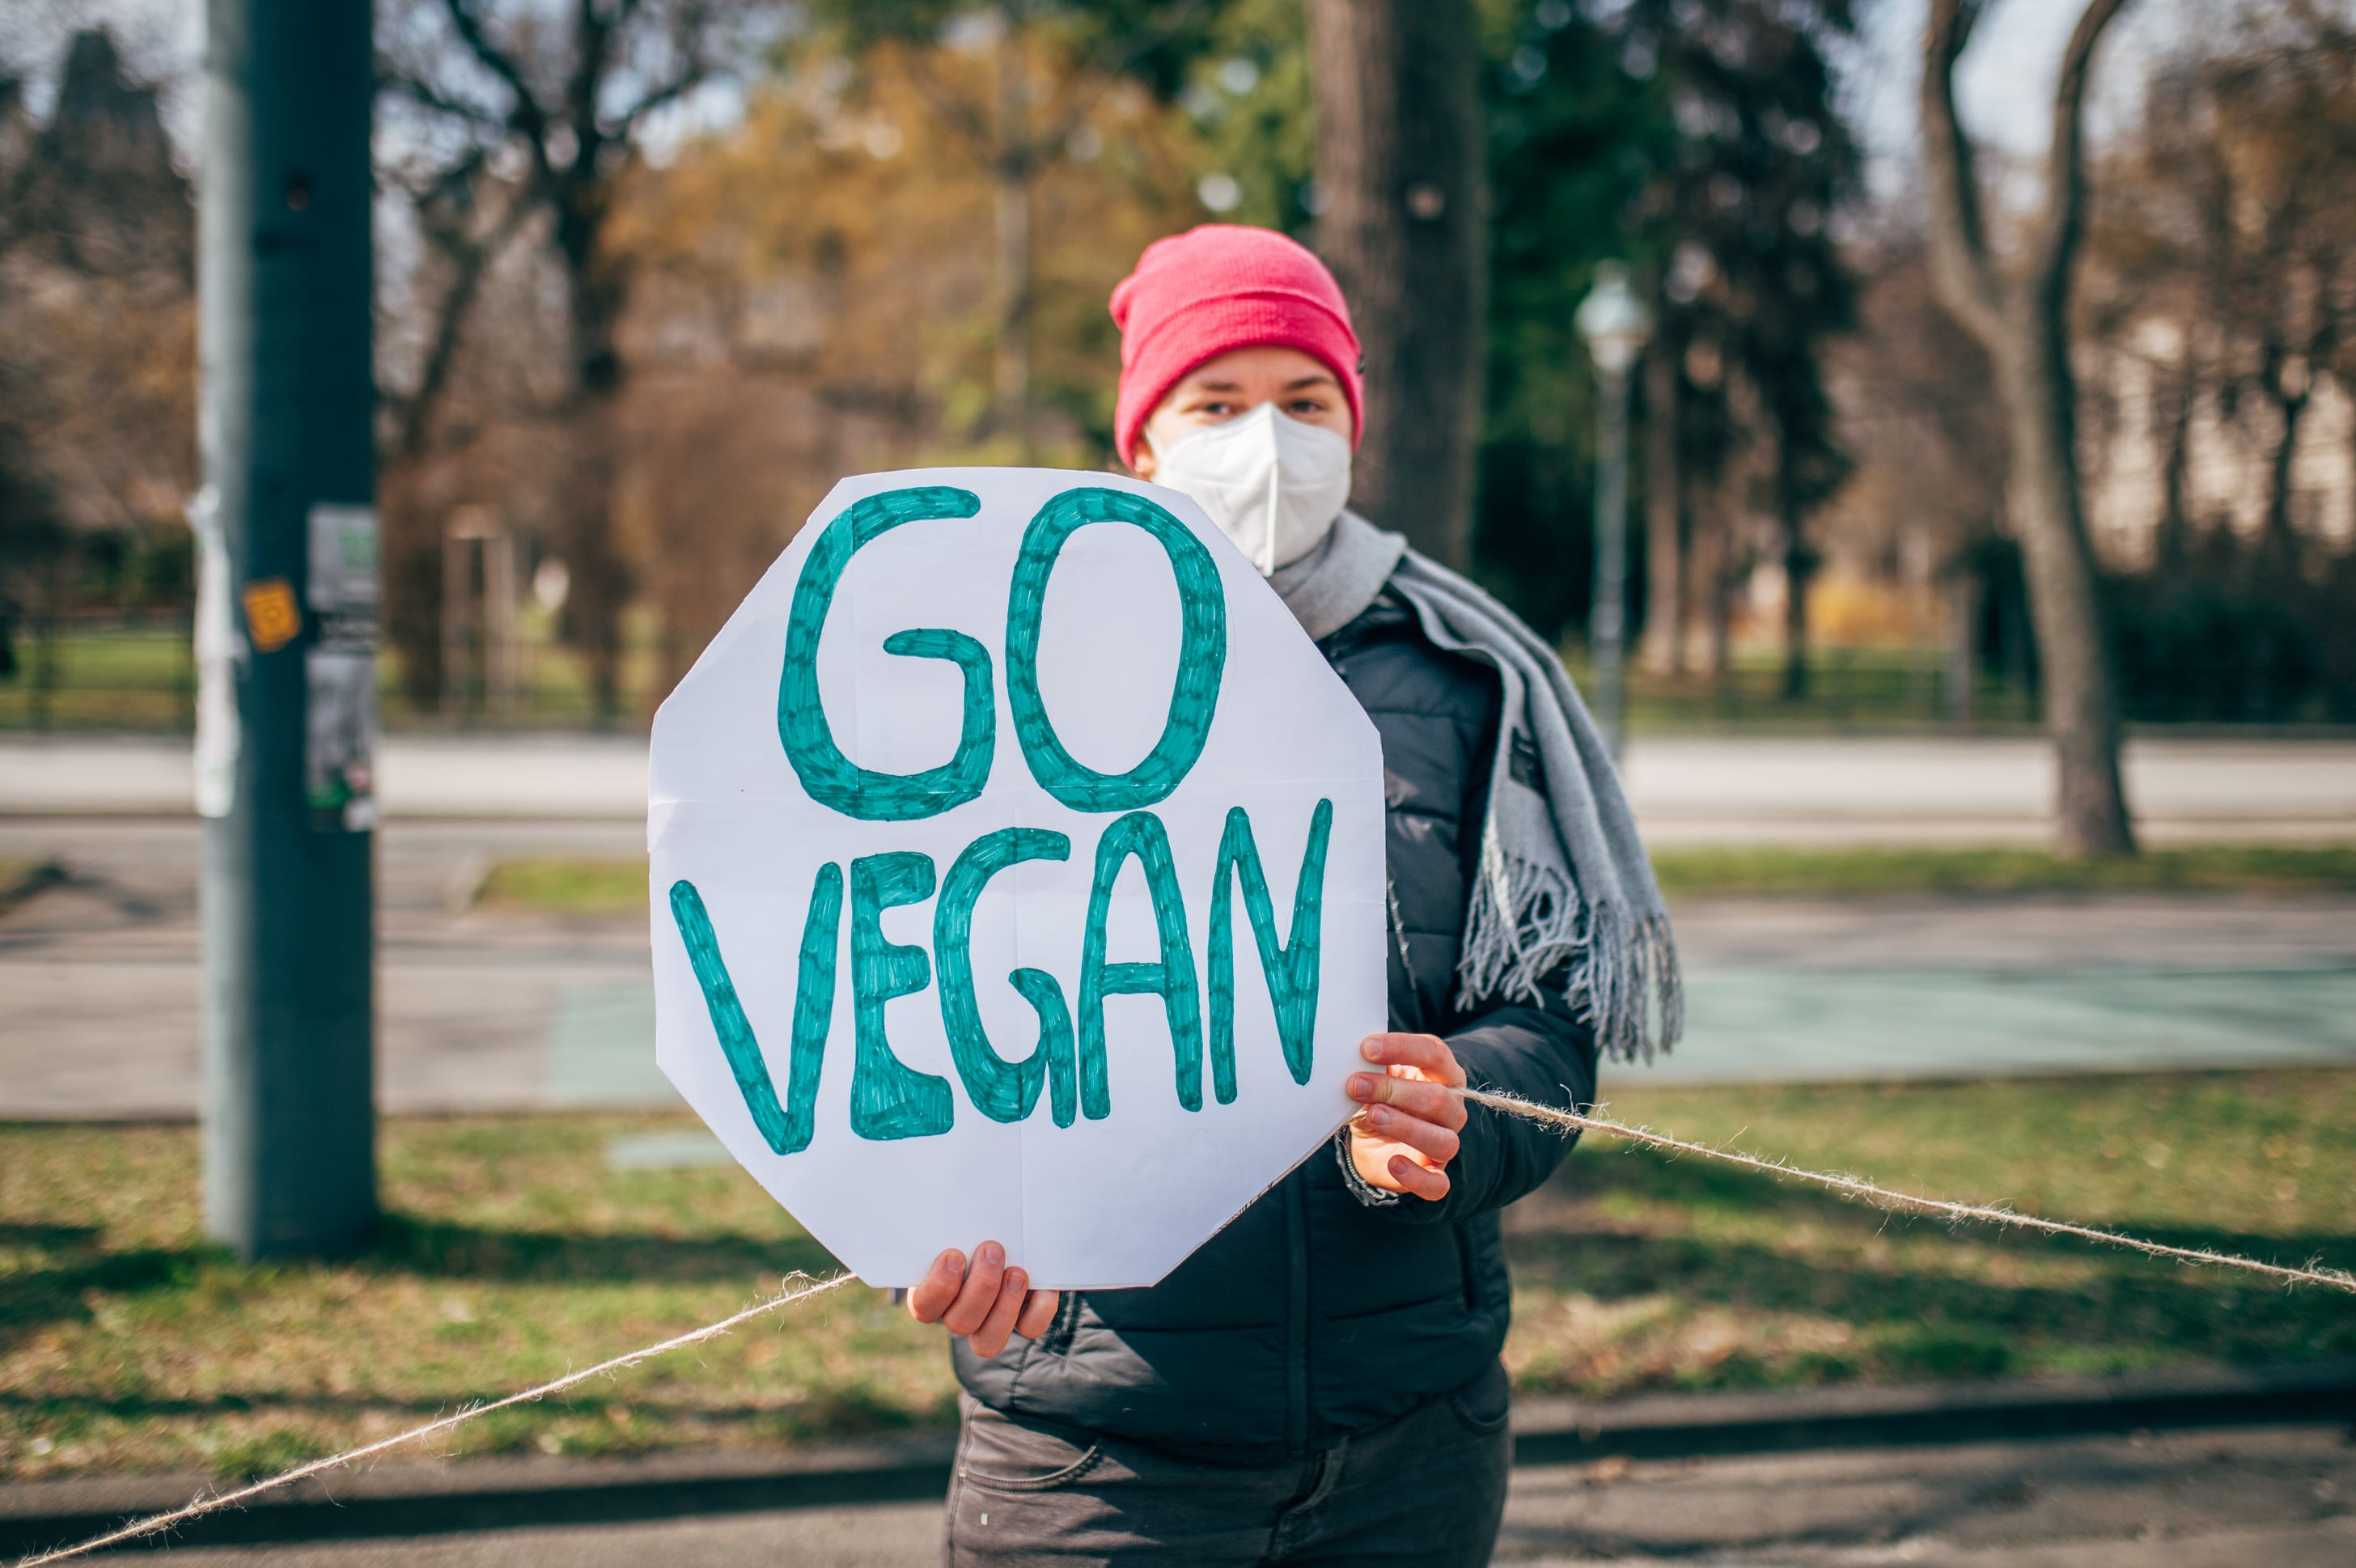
xmin=1146 ymin=403 xmax=1353 ymax=576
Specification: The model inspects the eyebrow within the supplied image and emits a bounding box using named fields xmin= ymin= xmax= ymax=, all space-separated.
xmin=1185 ymin=373 xmax=1338 ymax=394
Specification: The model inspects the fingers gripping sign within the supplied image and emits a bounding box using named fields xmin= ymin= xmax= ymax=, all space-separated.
xmin=1345 ymin=1033 xmax=1469 ymax=1201
xmin=906 ymin=1244 xmax=1061 ymax=1358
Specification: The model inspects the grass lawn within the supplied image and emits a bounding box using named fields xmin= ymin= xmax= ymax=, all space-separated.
xmin=477 ymin=858 xmax=652 ymax=917
xmin=4 ymin=1070 xmax=2350 ymax=1483
xmin=3 ymin=626 xmax=2019 ymax=735
xmin=477 ymin=845 xmax=2356 ymax=920
xmin=1646 ymin=844 xmax=2356 ymax=899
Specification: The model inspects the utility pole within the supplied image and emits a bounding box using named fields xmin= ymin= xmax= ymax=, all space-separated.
xmin=1576 ymin=264 xmax=1652 ymax=761
xmin=197 ymin=0 xmax=379 ymax=1258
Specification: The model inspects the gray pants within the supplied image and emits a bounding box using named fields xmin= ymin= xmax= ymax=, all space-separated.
xmin=942 ymin=1362 xmax=1512 ymax=1566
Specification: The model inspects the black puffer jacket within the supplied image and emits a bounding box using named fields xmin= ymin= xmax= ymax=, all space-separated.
xmin=954 ymin=590 xmax=1600 ymax=1460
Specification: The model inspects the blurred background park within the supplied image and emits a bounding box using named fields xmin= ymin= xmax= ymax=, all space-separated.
xmin=2 ymin=0 xmax=2354 ymax=740
xmin=1 ymin=2 xmax=2354 ymax=1557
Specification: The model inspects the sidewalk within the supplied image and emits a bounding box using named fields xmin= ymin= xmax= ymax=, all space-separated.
xmin=5 ymin=732 xmax=2354 ymax=842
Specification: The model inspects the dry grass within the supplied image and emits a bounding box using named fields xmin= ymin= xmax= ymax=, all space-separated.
xmin=3 ymin=1070 xmax=2350 ymax=1481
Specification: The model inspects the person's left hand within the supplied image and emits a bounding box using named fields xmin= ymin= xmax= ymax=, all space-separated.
xmin=905 ymin=1242 xmax=1059 ymax=1358
xmin=1345 ymin=1033 xmax=1468 ymax=1200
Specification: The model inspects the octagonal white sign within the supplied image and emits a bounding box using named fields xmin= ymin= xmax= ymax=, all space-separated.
xmin=649 ymin=467 xmax=1385 ymax=1289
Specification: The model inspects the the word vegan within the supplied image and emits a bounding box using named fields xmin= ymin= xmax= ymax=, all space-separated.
xmin=670 ymin=485 xmax=1333 ymax=1154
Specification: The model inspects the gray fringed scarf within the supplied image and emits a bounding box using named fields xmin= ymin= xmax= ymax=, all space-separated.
xmin=1272 ymin=511 xmax=1681 ymax=1062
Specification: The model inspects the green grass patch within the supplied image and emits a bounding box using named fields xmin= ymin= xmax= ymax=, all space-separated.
xmin=474 ymin=845 xmax=2356 ymax=917
xmin=1648 ymin=844 xmax=2356 ymax=899
xmin=0 ymin=1112 xmax=938 ymax=1483
xmin=477 ymin=858 xmax=648 ymax=917
xmin=3 ymin=1071 xmax=2350 ymax=1481
xmin=0 ymin=615 xmax=670 ymax=732
xmin=1504 ymin=1071 xmax=2356 ymax=1399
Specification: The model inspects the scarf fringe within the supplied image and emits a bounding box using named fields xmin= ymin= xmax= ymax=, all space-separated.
xmin=1458 ymin=839 xmax=1683 ymax=1064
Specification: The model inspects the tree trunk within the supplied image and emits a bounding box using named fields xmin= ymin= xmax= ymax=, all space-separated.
xmin=1997 ymin=327 xmax=2134 ymax=854
xmin=1778 ymin=485 xmax=1811 ymax=702
xmin=1945 ymin=566 xmax=1977 ymax=728
xmin=2262 ymin=387 xmax=2307 ymax=556
xmin=1641 ymin=337 xmax=1684 ymax=675
xmin=1693 ymin=508 xmax=1735 ymax=689
xmin=2155 ymin=341 xmax=2193 ymax=571
xmin=28 ymin=593 xmax=59 ymax=731
xmin=557 ymin=185 xmax=633 ymax=727
xmin=1922 ymin=0 xmax=2136 ymax=858
xmin=994 ymin=18 xmax=1035 ymax=462
xmin=558 ymin=399 xmax=629 ymax=725
xmin=1305 ymin=0 xmax=1487 ymax=568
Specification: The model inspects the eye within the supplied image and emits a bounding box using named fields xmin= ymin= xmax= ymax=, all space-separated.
xmin=1288 ymin=398 xmax=1325 ymax=415
xmin=1197 ymin=400 xmax=1235 ymax=417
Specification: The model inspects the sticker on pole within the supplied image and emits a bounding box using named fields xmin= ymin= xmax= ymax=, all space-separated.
xmin=649 ymin=468 xmax=1386 ymax=1289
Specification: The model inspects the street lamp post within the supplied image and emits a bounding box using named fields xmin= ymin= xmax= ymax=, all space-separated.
xmin=1575 ymin=262 xmax=1652 ymax=761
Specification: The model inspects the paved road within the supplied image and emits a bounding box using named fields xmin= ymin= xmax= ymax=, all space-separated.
xmin=0 ymin=818 xmax=646 ymax=1118
xmin=5 ymin=819 xmax=2353 ymax=1117
xmin=5 ymin=732 xmax=2354 ymax=844
xmin=120 ymin=1425 xmax=2356 ymax=1566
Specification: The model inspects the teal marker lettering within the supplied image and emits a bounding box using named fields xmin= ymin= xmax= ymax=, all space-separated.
xmin=934 ymin=827 xmax=1078 ymax=1126
xmin=1077 ymin=810 xmax=1205 ymax=1115
xmin=779 ymin=486 xmax=992 ymax=821
xmin=1207 ymin=800 xmax=1333 ymax=1093
xmin=849 ymin=852 xmax=956 ymax=1140
xmin=1005 ymin=488 xmax=1226 ymax=812
xmin=669 ymin=866 xmax=841 ymax=1155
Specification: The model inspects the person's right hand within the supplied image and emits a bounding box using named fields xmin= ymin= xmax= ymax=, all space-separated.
xmin=906 ymin=1241 xmax=1059 ymax=1358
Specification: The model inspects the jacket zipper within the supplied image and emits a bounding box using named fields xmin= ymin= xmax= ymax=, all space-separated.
xmin=1284 ymin=1171 xmax=1310 ymax=1452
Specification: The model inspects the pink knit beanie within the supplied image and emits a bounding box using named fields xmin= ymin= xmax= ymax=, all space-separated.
xmin=1109 ymin=224 xmax=1364 ymax=467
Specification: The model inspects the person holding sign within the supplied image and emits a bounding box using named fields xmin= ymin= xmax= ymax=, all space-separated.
xmin=913 ymin=226 xmax=1681 ymax=1566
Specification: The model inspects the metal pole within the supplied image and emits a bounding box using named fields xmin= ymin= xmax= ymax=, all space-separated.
xmin=199 ymin=0 xmax=378 ymax=1258
xmin=443 ymin=528 xmax=469 ymax=722
xmin=486 ymin=529 xmax=519 ymax=719
xmin=1591 ymin=364 xmax=1631 ymax=759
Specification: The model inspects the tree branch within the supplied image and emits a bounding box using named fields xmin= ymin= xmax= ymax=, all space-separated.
xmin=440 ymin=0 xmax=557 ymax=182
xmin=395 ymin=185 xmax=540 ymax=457
xmin=2024 ymin=0 xmax=2134 ymax=313
xmin=1918 ymin=0 xmax=2005 ymax=345
xmin=613 ymin=61 xmax=709 ymax=139
xmin=378 ymin=68 xmax=510 ymax=133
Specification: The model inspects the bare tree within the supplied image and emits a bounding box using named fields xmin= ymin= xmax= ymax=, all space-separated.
xmin=379 ymin=0 xmax=744 ymax=723
xmin=1827 ymin=229 xmax=2008 ymax=724
xmin=1922 ymin=0 xmax=2136 ymax=857
xmin=382 ymin=150 xmax=540 ymax=460
xmin=1305 ymin=0 xmax=1486 ymax=569
xmin=1641 ymin=334 xmax=1684 ymax=674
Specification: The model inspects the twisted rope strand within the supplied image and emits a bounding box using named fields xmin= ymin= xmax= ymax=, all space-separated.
xmin=1451 ymin=1084 xmax=2356 ymax=1295
xmin=20 ymin=1099 xmax=2354 ymax=1564
xmin=14 ymin=1272 xmax=858 ymax=1566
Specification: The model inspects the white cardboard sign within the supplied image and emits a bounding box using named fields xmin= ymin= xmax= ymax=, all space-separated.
xmin=649 ymin=468 xmax=1385 ymax=1289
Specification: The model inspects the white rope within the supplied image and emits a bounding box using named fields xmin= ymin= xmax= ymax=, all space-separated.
xmin=13 ymin=1271 xmax=858 ymax=1566
xmin=1451 ymin=1084 xmax=2356 ymax=1295
xmin=19 ymin=1098 xmax=2354 ymax=1563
